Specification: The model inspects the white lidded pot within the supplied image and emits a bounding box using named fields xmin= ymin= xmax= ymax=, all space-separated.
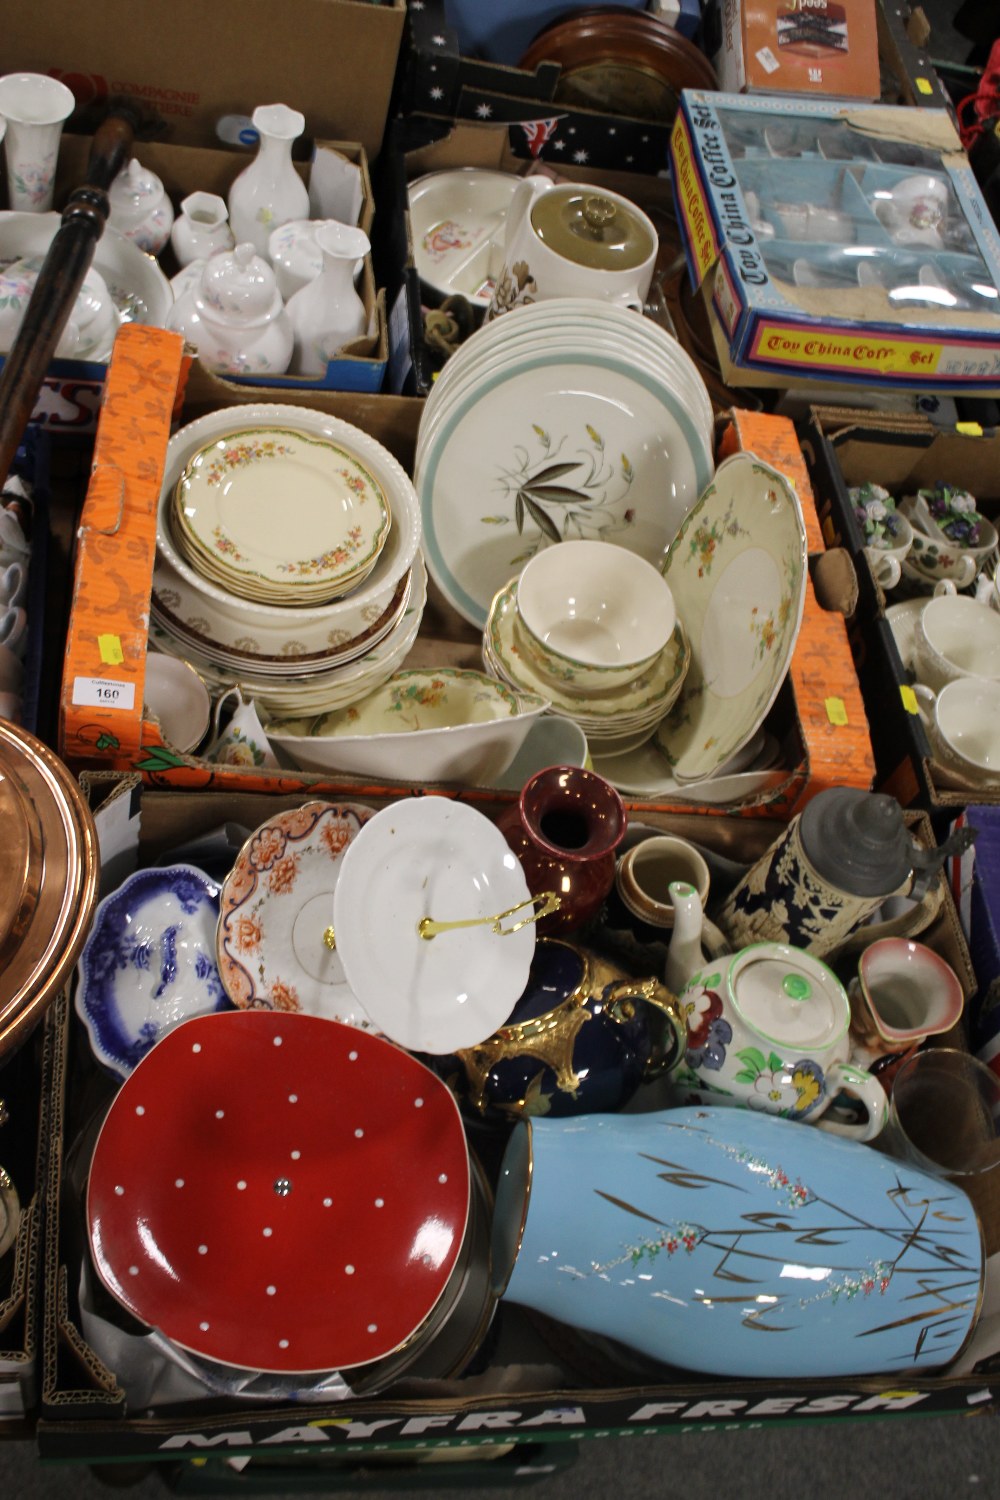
xmin=108 ymin=158 xmax=175 ymax=256
xmin=168 ymin=242 xmax=292 ymax=377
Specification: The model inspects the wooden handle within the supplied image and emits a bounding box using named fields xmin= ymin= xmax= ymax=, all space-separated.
xmin=0 ymin=109 xmax=138 ymax=484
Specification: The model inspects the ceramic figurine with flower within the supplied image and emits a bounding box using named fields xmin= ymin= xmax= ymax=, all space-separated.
xmin=849 ymin=482 xmax=913 ymax=589
xmin=900 ymin=482 xmax=998 ymax=589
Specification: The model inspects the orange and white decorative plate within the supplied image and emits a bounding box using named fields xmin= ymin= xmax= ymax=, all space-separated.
xmin=217 ymin=802 xmax=377 ymax=1027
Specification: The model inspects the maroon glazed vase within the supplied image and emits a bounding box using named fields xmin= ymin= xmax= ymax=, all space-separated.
xmin=495 ymin=765 xmax=628 ymax=935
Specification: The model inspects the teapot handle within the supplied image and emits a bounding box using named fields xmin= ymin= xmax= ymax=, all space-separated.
xmin=812 ymin=1062 xmax=888 ymax=1143
xmin=604 ymin=978 xmax=686 ymax=1079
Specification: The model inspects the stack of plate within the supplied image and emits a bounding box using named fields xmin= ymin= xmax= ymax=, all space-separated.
xmin=414 ymin=298 xmax=715 ymax=630
xmin=151 ymin=407 xmax=424 ymax=718
xmin=483 ymin=574 xmax=690 ymax=758
xmin=170 ymin=428 xmax=392 ymax=606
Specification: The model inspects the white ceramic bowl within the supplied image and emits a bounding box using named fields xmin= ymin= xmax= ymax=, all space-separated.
xmin=143 ymin=653 xmax=211 ymax=753
xmin=515 ymin=539 xmax=676 ymax=692
xmin=268 ymin=668 xmax=549 ymax=785
xmin=0 ymin=211 xmax=173 ymax=332
xmin=156 ymin=406 xmax=421 ymax=640
xmin=913 ymin=593 xmax=1000 ymax=692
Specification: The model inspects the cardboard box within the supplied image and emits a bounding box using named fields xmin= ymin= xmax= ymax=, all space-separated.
xmin=707 ymin=0 xmax=880 ymax=99
xmin=1 ymin=0 xmax=405 ymax=162
xmin=801 ymin=407 xmax=1000 ymax=812
xmin=671 ymin=92 xmax=1000 ymax=394
xmin=5 ymin=137 xmax=386 ymax=435
xmin=35 ymin=778 xmax=992 ymax=1462
xmin=57 ymin=329 xmax=874 ymax=821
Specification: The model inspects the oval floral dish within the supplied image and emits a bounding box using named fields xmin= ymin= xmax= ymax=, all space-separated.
xmin=86 ymin=1010 xmax=471 ymax=1374
xmin=75 ymin=864 xmax=230 ymax=1079
xmin=267 ymin=669 xmax=549 ymax=784
xmin=216 ymin=802 xmax=377 ymax=1028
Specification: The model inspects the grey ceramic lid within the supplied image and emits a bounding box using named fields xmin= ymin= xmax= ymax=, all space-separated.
xmin=798 ymin=788 xmax=918 ymax=898
xmin=531 ymin=189 xmax=654 ymax=272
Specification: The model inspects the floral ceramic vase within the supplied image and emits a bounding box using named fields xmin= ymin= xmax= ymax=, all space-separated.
xmin=494 ymin=765 xmax=627 ymax=935
xmin=286 ymin=220 xmax=370 ymax=377
xmin=492 ymin=1106 xmax=984 ymax=1378
xmin=170 ymin=192 xmax=236 ymax=268
xmin=0 ymin=72 xmax=74 ymax=213
xmin=439 ymin=937 xmax=685 ymax=1120
xmin=227 ymin=104 xmax=311 ymax=257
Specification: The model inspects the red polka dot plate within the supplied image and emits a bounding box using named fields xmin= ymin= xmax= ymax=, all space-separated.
xmin=86 ymin=1010 xmax=471 ymax=1374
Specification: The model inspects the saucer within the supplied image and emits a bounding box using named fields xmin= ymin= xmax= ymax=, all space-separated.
xmin=217 ymin=803 xmax=378 ymax=1028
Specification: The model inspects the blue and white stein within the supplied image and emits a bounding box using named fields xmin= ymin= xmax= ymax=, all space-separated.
xmin=492 ymin=1107 xmax=983 ymax=1379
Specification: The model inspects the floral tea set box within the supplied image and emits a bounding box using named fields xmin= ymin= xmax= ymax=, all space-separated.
xmin=670 ymin=92 xmax=1000 ymax=393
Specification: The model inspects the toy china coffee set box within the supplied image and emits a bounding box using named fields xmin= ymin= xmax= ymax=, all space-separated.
xmin=670 ymin=91 xmax=1000 ymax=392
xmin=802 ymin=409 xmax=1000 ymax=813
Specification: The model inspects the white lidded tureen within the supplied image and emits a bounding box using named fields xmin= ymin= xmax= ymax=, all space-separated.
xmin=168 ymin=241 xmax=293 ymax=377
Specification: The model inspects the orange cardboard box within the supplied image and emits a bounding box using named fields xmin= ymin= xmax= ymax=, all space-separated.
xmin=711 ymin=0 xmax=880 ymax=98
xmin=59 ymin=335 xmax=874 ymax=818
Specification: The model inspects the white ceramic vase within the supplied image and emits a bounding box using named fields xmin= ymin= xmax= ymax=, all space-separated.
xmin=0 ymin=72 xmax=75 ymax=213
xmin=227 ymin=104 xmax=310 ymax=256
xmin=286 ymin=220 xmax=370 ymax=377
xmin=108 ymin=158 xmax=175 ymax=255
xmin=170 ymin=192 xmax=235 ymax=268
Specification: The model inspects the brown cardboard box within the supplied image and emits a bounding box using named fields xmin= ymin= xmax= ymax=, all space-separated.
xmin=35 ymin=779 xmax=994 ymax=1464
xmin=711 ymin=0 xmax=880 ymax=97
xmin=2 ymin=0 xmax=406 ymax=161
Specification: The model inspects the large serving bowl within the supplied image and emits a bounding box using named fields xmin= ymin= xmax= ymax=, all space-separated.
xmin=268 ymin=668 xmax=549 ymax=784
xmin=0 ymin=211 xmax=172 ymax=332
xmin=156 ymin=406 xmax=421 ymax=643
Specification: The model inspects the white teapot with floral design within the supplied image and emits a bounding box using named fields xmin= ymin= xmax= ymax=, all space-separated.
xmin=671 ymin=940 xmax=888 ymax=1142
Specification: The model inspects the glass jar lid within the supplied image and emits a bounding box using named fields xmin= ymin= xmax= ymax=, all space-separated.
xmin=530 ymin=188 xmax=655 ymax=272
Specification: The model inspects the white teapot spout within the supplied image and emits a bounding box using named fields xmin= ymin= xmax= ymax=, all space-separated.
xmin=665 ymin=881 xmax=730 ymax=996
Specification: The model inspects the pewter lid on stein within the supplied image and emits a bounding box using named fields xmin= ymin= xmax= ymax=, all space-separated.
xmin=531 ymin=188 xmax=655 ymax=272
xmin=798 ymin=788 xmax=918 ymax=898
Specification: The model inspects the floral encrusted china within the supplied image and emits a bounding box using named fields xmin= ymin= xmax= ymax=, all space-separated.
xmin=76 ymin=865 xmax=230 ymax=1080
xmin=173 ymin=428 xmax=391 ymax=604
xmin=86 ymin=1010 xmax=471 ymax=1373
xmin=415 ymin=319 xmax=713 ymax=628
xmin=657 ymin=453 xmax=807 ymax=786
xmin=217 ymin=803 xmax=378 ymax=1028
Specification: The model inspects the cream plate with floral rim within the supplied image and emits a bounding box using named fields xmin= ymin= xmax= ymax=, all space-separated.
xmin=173 ymin=428 xmax=392 ymax=604
xmin=656 ymin=452 xmax=807 ymax=785
xmin=266 ymin=669 xmax=549 ymax=784
xmin=217 ymin=802 xmax=378 ymax=1028
xmin=484 ymin=576 xmax=690 ymax=730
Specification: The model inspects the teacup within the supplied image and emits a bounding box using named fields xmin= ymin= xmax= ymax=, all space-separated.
xmin=672 ymin=941 xmax=888 ymax=1141
xmin=615 ymin=835 xmax=710 ymax=931
xmin=772 ymin=201 xmax=853 ymax=243
xmin=0 ymin=605 xmax=28 ymax=660
xmin=913 ymin=593 xmax=1000 ymax=692
xmin=900 ymin=492 xmax=997 ymax=587
xmin=912 ymin=677 xmax=1000 ymax=788
xmin=863 ymin=546 xmax=902 ymax=590
xmin=143 ymin=654 xmax=211 ymax=754
xmin=873 ymin=173 xmax=950 ymax=248
xmin=848 ymin=937 xmax=963 ymax=1086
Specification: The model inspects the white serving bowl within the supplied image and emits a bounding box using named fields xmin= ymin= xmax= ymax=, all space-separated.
xmin=267 ymin=668 xmax=549 ymax=784
xmin=515 ymin=539 xmax=677 ymax=692
xmin=156 ymin=405 xmax=421 ymax=641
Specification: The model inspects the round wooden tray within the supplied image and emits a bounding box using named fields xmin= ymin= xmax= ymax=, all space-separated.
xmin=519 ymin=8 xmax=717 ymax=123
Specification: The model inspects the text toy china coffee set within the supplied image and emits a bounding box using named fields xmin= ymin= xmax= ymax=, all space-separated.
xmin=1 ymin=8 xmax=1000 ymax=1471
